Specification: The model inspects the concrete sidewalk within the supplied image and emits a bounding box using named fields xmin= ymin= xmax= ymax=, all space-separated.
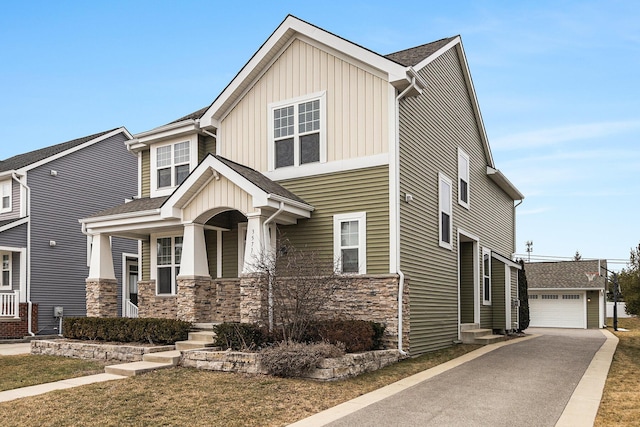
xmin=0 ymin=373 xmax=127 ymax=402
xmin=0 ymin=343 xmax=31 ymax=356
xmin=290 ymin=328 xmax=617 ymax=427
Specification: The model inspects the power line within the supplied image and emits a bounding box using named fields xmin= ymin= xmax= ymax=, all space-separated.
xmin=513 ymin=253 xmax=628 ymax=264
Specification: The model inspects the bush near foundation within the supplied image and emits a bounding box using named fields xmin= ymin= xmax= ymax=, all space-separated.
xmin=306 ymin=320 xmax=386 ymax=352
xmin=259 ymin=340 xmax=345 ymax=377
xmin=63 ymin=317 xmax=191 ymax=344
xmin=212 ymin=322 xmax=271 ymax=351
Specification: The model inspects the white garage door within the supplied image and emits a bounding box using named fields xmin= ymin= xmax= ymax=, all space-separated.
xmin=529 ymin=292 xmax=585 ymax=328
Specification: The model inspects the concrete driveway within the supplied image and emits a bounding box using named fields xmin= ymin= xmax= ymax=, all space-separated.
xmin=292 ymin=328 xmax=615 ymax=427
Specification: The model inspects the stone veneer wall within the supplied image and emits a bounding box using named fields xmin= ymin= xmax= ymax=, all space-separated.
xmin=137 ymin=280 xmax=178 ymax=319
xmin=0 ymin=303 xmax=38 ymax=339
xmin=31 ymin=340 xmax=175 ymax=362
xmin=86 ymin=279 xmax=118 ymax=317
xmin=181 ymin=349 xmax=403 ymax=380
xmin=213 ymin=279 xmax=241 ymax=322
xmin=177 ymin=276 xmax=213 ymax=323
xmin=238 ymin=274 xmax=409 ymax=351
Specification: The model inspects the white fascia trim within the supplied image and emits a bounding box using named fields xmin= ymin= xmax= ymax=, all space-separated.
xmin=528 ymin=287 xmax=604 ymax=292
xmin=267 ymin=194 xmax=314 ymax=213
xmin=412 ymin=36 xmax=461 ymax=72
xmin=0 ymin=217 xmax=28 ymax=233
xmin=17 ymin=128 xmax=132 ymax=173
xmin=137 ymin=152 xmax=142 ymax=198
xmin=264 ymin=153 xmax=389 ymax=181
xmin=200 ymin=15 xmax=406 ymax=127
xmin=134 ymin=120 xmax=200 ymax=143
xmin=491 ymin=251 xmax=522 ymax=270
xmin=80 ymin=209 xmax=163 ymax=225
xmin=486 ymin=167 xmax=525 ymax=200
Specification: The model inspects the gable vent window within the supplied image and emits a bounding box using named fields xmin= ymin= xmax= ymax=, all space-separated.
xmin=438 ymin=173 xmax=453 ymax=249
xmin=156 ymin=141 xmax=190 ymax=189
xmin=0 ymin=181 xmax=10 ymax=213
xmin=458 ymin=148 xmax=470 ymax=208
xmin=269 ymin=93 xmax=326 ymax=171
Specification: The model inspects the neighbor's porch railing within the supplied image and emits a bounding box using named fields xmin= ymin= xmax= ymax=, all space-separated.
xmin=0 ymin=291 xmax=20 ymax=318
xmin=124 ymin=300 xmax=138 ymax=318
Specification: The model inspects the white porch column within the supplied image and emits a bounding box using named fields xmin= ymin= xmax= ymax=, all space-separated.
xmin=178 ymin=223 xmax=210 ymax=277
xmin=243 ymin=213 xmax=265 ymax=273
xmin=88 ymin=234 xmax=115 ymax=280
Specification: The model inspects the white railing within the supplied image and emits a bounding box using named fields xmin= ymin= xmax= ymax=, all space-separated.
xmin=125 ymin=300 xmax=138 ymax=318
xmin=0 ymin=291 xmax=20 ymax=318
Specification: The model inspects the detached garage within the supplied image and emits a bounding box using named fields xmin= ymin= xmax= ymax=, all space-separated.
xmin=525 ymin=260 xmax=606 ymax=329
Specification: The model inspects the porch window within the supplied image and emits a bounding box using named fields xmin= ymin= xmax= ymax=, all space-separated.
xmin=269 ymin=92 xmax=326 ymax=170
xmin=439 ymin=173 xmax=453 ymax=249
xmin=156 ymin=236 xmax=182 ymax=295
xmin=483 ymin=249 xmax=491 ymax=305
xmin=333 ymin=212 xmax=366 ymax=274
xmin=458 ymin=148 xmax=470 ymax=208
xmin=0 ymin=181 xmax=10 ymax=213
xmin=0 ymin=253 xmax=10 ymax=289
xmin=156 ymin=141 xmax=190 ymax=189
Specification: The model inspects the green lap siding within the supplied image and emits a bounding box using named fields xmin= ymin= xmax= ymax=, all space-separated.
xmin=459 ymin=242 xmax=474 ymax=323
xmin=142 ymin=239 xmax=150 ymax=281
xmin=278 ymin=166 xmax=390 ymax=274
xmin=587 ymin=290 xmax=599 ymax=328
xmin=491 ymin=259 xmax=505 ymax=330
xmin=141 ymin=150 xmax=150 ymax=198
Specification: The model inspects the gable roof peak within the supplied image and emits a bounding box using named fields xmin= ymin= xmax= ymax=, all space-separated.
xmin=385 ymin=36 xmax=459 ymax=67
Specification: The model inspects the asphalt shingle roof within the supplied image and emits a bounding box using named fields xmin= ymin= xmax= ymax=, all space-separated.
xmin=0 ymin=129 xmax=118 ymax=173
xmin=86 ymin=196 xmax=168 ymax=219
xmin=525 ymin=260 xmax=607 ymax=290
xmin=384 ymin=36 xmax=458 ymax=67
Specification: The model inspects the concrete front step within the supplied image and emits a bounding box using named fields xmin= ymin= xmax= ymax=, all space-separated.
xmin=475 ymin=334 xmax=507 ymax=345
xmin=105 ymin=361 xmax=174 ymax=377
xmin=188 ymin=331 xmax=216 ymax=342
xmin=460 ymin=323 xmax=480 ymax=332
xmin=175 ymin=340 xmax=217 ymax=351
xmin=462 ymin=328 xmax=493 ymax=339
xmin=143 ymin=350 xmax=181 ymax=365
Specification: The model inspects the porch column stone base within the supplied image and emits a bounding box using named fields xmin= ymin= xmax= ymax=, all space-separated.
xmin=177 ymin=275 xmax=214 ymax=323
xmin=86 ymin=278 xmax=118 ymax=318
xmin=239 ymin=274 xmax=267 ymax=324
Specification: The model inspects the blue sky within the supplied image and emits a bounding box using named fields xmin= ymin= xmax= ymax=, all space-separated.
xmin=1 ymin=1 xmax=638 ymax=269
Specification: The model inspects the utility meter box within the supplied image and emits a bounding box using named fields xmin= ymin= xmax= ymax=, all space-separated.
xmin=53 ymin=306 xmax=64 ymax=317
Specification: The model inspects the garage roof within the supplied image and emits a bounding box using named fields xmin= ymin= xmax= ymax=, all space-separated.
xmin=525 ymin=260 xmax=607 ymax=290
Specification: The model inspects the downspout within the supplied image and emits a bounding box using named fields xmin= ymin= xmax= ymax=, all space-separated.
xmin=12 ymin=172 xmax=34 ymax=336
xmin=393 ymin=77 xmax=420 ymax=356
xmin=263 ymin=201 xmax=285 ymax=332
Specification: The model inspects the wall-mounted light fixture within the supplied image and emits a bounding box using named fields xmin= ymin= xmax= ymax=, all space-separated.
xmin=50 ymin=170 xmax=58 ymax=176
xmin=405 ymin=194 xmax=414 ymax=203
xmin=49 ymin=240 xmax=57 ymax=247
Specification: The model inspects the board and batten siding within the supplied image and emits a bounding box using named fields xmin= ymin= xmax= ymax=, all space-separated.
xmin=220 ymin=38 xmax=390 ymax=172
xmin=399 ymin=47 xmax=516 ymax=354
xmin=278 ymin=166 xmax=389 ymax=274
xmin=28 ymin=132 xmax=137 ymax=330
xmin=182 ymin=175 xmax=253 ymax=223
xmin=0 ymin=179 xmax=21 ymax=221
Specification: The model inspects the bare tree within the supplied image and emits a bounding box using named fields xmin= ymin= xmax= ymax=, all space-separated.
xmin=249 ymin=238 xmax=341 ymax=342
xmin=573 ymin=250 xmax=582 ymax=261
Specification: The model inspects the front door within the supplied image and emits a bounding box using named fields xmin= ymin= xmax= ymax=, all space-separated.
xmin=127 ymin=261 xmax=139 ymax=306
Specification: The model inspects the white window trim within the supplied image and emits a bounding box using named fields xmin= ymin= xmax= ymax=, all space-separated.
xmin=267 ymin=91 xmax=327 ymax=171
xmin=150 ymin=137 xmax=198 ymax=198
xmin=333 ymin=212 xmax=367 ymax=275
xmin=150 ymin=233 xmax=184 ymax=296
xmin=482 ymin=247 xmax=491 ymax=305
xmin=458 ymin=148 xmax=470 ymax=209
xmin=0 ymin=180 xmax=11 ymax=214
xmin=0 ymin=252 xmax=11 ymax=289
xmin=438 ymin=173 xmax=453 ymax=250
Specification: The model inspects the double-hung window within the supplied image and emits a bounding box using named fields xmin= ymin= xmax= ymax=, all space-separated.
xmin=0 ymin=181 xmax=10 ymax=213
xmin=438 ymin=173 xmax=453 ymax=249
xmin=483 ymin=248 xmax=491 ymax=305
xmin=156 ymin=141 xmax=190 ymax=189
xmin=269 ymin=93 xmax=325 ymax=170
xmin=0 ymin=253 xmax=10 ymax=289
xmin=333 ymin=212 xmax=366 ymax=274
xmin=156 ymin=236 xmax=182 ymax=295
xmin=458 ymin=148 xmax=470 ymax=208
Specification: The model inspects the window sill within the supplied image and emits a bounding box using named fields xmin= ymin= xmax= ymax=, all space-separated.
xmin=439 ymin=241 xmax=453 ymax=250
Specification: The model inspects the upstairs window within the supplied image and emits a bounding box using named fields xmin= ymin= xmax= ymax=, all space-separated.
xmin=333 ymin=212 xmax=367 ymax=274
xmin=0 ymin=181 xmax=10 ymax=213
xmin=458 ymin=148 xmax=470 ymax=208
xmin=156 ymin=141 xmax=190 ymax=189
xmin=156 ymin=236 xmax=182 ymax=295
xmin=438 ymin=173 xmax=453 ymax=249
xmin=269 ymin=93 xmax=326 ymax=171
xmin=483 ymin=249 xmax=491 ymax=305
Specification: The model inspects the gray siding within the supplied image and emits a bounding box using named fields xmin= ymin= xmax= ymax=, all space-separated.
xmin=0 ymin=222 xmax=27 ymax=247
xmin=0 ymin=179 xmax=21 ymax=221
xmin=29 ymin=132 xmax=137 ymax=331
xmin=399 ymin=47 xmax=516 ymax=354
xmin=11 ymin=252 xmax=20 ymax=291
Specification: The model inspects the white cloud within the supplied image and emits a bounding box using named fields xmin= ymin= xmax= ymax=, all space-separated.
xmin=492 ymin=120 xmax=640 ymax=150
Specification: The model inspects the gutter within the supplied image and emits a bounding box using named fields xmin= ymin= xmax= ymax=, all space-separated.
xmin=11 ymin=172 xmax=34 ymax=336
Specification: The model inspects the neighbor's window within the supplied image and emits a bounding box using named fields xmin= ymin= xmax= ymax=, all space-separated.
xmin=483 ymin=249 xmax=491 ymax=305
xmin=0 ymin=253 xmax=10 ymax=288
xmin=156 ymin=141 xmax=190 ymax=189
xmin=333 ymin=212 xmax=366 ymax=274
xmin=458 ymin=148 xmax=470 ymax=208
xmin=269 ymin=93 xmax=325 ymax=170
xmin=439 ymin=173 xmax=453 ymax=249
xmin=156 ymin=236 xmax=183 ymax=295
xmin=0 ymin=181 xmax=10 ymax=213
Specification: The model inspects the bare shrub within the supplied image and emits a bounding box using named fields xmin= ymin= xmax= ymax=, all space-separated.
xmin=259 ymin=340 xmax=345 ymax=377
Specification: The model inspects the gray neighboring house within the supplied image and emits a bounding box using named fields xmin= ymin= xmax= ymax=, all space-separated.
xmin=525 ymin=259 xmax=606 ymax=329
xmin=0 ymin=128 xmax=138 ymax=338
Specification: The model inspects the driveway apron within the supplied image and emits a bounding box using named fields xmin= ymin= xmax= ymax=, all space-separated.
xmin=326 ymin=329 xmax=606 ymax=427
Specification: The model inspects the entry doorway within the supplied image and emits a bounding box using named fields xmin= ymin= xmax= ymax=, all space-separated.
xmin=123 ymin=254 xmax=139 ymax=318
